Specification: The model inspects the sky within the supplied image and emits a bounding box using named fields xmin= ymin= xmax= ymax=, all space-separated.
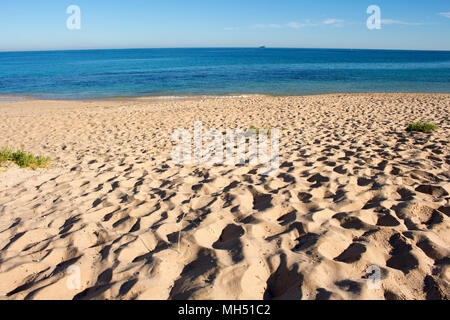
xmin=0 ymin=0 xmax=449 ymax=51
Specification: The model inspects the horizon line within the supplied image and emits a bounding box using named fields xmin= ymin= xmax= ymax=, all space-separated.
xmin=1 ymin=46 xmax=450 ymax=53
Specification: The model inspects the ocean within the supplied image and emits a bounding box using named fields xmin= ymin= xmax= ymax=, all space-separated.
xmin=0 ymin=48 xmax=449 ymax=99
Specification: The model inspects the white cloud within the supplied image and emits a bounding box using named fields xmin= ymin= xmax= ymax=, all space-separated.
xmin=245 ymin=19 xmax=344 ymax=30
xmin=438 ymin=12 xmax=450 ymax=18
xmin=250 ymin=24 xmax=265 ymax=29
xmin=250 ymin=24 xmax=282 ymax=29
xmin=381 ymin=19 xmax=425 ymax=26
xmin=287 ymin=22 xmax=301 ymax=29
xmin=323 ymin=18 xmax=344 ymax=26
xmin=286 ymin=21 xmax=318 ymax=29
xmin=224 ymin=27 xmax=240 ymax=31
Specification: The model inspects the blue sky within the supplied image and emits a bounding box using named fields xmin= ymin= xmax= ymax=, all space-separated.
xmin=1 ymin=0 xmax=449 ymax=51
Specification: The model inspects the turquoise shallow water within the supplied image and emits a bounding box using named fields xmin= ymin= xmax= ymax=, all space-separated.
xmin=0 ymin=48 xmax=449 ymax=99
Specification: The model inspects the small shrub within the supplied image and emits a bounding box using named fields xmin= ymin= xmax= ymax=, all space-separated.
xmin=0 ymin=147 xmax=50 ymax=169
xmin=406 ymin=122 xmax=437 ymax=132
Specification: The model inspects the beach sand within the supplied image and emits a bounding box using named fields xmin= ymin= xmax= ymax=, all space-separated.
xmin=0 ymin=93 xmax=449 ymax=300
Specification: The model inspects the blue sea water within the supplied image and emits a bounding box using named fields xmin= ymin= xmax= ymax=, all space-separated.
xmin=0 ymin=48 xmax=449 ymax=99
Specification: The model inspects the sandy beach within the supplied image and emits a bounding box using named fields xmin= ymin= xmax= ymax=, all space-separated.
xmin=0 ymin=93 xmax=449 ymax=300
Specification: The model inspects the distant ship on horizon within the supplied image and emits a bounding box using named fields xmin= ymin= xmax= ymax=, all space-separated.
xmin=259 ymin=46 xmax=266 ymax=48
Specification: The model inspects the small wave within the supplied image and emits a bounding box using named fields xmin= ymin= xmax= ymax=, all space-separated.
xmin=0 ymin=97 xmax=27 ymax=102
xmin=134 ymin=95 xmax=250 ymax=101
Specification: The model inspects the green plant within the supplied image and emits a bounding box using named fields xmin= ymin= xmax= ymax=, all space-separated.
xmin=248 ymin=125 xmax=271 ymax=135
xmin=406 ymin=122 xmax=438 ymax=132
xmin=0 ymin=146 xmax=50 ymax=169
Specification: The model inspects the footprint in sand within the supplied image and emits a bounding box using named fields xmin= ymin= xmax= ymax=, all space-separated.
xmin=386 ymin=233 xmax=419 ymax=274
xmin=263 ymin=254 xmax=303 ymax=300
xmin=213 ymin=224 xmax=245 ymax=263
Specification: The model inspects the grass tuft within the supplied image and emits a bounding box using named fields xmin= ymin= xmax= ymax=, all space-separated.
xmin=406 ymin=122 xmax=438 ymax=133
xmin=248 ymin=125 xmax=271 ymax=135
xmin=0 ymin=146 xmax=50 ymax=169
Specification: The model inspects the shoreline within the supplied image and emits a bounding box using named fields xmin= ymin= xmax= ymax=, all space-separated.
xmin=1 ymin=91 xmax=450 ymax=103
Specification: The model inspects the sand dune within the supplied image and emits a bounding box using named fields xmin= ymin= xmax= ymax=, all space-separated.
xmin=0 ymin=93 xmax=449 ymax=300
